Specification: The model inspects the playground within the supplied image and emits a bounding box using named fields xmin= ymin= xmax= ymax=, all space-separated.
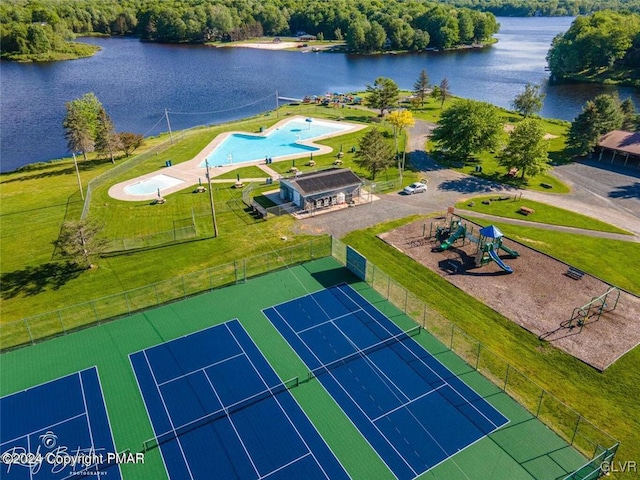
xmin=378 ymin=216 xmax=640 ymax=371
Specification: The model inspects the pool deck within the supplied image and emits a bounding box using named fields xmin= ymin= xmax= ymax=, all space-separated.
xmin=108 ymin=116 xmax=366 ymax=202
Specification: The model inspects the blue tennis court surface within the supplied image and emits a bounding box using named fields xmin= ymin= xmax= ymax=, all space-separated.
xmin=130 ymin=319 xmax=349 ymax=480
xmin=0 ymin=367 xmax=121 ymax=479
xmin=264 ymin=284 xmax=510 ymax=480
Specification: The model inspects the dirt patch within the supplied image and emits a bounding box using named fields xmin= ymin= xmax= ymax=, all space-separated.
xmin=379 ymin=217 xmax=640 ymax=370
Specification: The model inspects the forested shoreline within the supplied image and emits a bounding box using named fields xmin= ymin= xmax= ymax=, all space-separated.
xmin=438 ymin=0 xmax=640 ymax=17
xmin=1 ymin=0 xmax=500 ymax=61
xmin=547 ymin=11 xmax=640 ymax=87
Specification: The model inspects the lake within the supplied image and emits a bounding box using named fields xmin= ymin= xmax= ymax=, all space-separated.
xmin=1 ymin=16 xmax=638 ymax=173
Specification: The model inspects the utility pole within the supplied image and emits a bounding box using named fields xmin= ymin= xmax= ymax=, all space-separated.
xmin=72 ymin=152 xmax=84 ymax=200
xmin=165 ymin=108 xmax=174 ymax=144
xmin=205 ymin=159 xmax=218 ymax=237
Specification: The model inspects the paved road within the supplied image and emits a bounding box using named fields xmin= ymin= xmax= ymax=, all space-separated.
xmin=296 ymin=119 xmax=640 ymax=239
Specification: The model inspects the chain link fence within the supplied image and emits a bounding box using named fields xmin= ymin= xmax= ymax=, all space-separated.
xmin=331 ymin=237 xmax=619 ymax=479
xmin=0 ymin=237 xmax=331 ymax=351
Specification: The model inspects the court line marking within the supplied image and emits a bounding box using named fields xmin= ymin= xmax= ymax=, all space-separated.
xmin=262 ymin=452 xmax=313 ymax=479
xmin=296 ymin=309 xmax=362 ymax=334
xmin=329 ymin=318 xmax=412 ymax=404
xmin=128 ymin=354 xmax=171 ymax=479
xmin=142 ymin=350 xmax=195 ymax=480
xmin=27 ymin=433 xmax=33 ymax=480
xmin=78 ymin=372 xmax=96 ymax=453
xmin=227 ymin=322 xmax=334 ymax=480
xmin=337 ymin=284 xmax=508 ymax=430
xmin=156 ymin=352 xmax=245 ymax=386
xmin=92 ymin=366 xmax=123 ymax=478
xmin=0 ymin=412 xmax=87 ymax=447
xmin=370 ymin=385 xmax=447 ymax=423
xmin=234 ymin=320 xmax=353 ymax=480
xmin=268 ymin=306 xmax=418 ymax=478
xmin=203 ymin=369 xmax=261 ymax=478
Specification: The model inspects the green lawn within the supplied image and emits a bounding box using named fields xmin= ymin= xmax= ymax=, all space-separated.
xmin=342 ymin=218 xmax=640 ymax=474
xmin=214 ymin=165 xmax=268 ymax=180
xmin=460 ymin=215 xmax=640 ymax=294
xmin=456 ymin=196 xmax=631 ymax=234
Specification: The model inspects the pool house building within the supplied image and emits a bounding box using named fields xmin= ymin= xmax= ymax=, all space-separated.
xmin=279 ymin=168 xmax=363 ymax=212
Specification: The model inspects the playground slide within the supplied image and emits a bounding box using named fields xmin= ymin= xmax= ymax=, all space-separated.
xmin=499 ymin=244 xmax=520 ymax=257
xmin=488 ymin=249 xmax=513 ymax=273
xmin=439 ymin=225 xmax=466 ymax=250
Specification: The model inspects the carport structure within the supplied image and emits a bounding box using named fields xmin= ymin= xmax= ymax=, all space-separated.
xmin=597 ymin=130 xmax=640 ymax=169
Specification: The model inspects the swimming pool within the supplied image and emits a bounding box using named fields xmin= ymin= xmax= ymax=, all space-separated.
xmin=199 ymin=118 xmax=351 ymax=167
xmin=124 ymin=174 xmax=185 ymax=195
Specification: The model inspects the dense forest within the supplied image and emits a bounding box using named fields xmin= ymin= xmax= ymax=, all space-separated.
xmin=438 ymin=0 xmax=640 ymax=17
xmin=547 ymin=10 xmax=640 ymax=86
xmin=0 ymin=0 xmax=501 ymax=60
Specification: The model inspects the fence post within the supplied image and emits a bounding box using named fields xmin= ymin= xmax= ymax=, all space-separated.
xmin=571 ymin=416 xmax=581 ymax=445
xmin=58 ymin=311 xmax=66 ymax=334
xmin=475 ymin=343 xmax=481 ymax=370
xmin=125 ymin=293 xmax=131 ymax=315
xmin=243 ymin=258 xmax=247 ymax=282
xmin=182 ymin=276 xmax=187 ymax=298
xmin=92 ymin=301 xmax=100 ymax=325
xmin=450 ymin=324 xmax=455 ymax=349
xmin=154 ymin=285 xmax=160 ymax=305
xmin=310 ymin=238 xmax=314 ymax=258
xmin=234 ymin=260 xmax=239 ymax=284
xmin=404 ymin=289 xmax=408 ymax=313
xmin=536 ymin=390 xmax=545 ymax=417
xmin=423 ymin=304 xmax=427 ymax=328
xmin=386 ymin=276 xmax=390 ymax=299
xmin=24 ymin=318 xmax=34 ymax=344
xmin=503 ymin=364 xmax=510 ymax=391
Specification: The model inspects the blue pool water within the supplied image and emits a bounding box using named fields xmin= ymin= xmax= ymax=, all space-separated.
xmin=200 ymin=118 xmax=351 ymax=167
xmin=124 ymin=174 xmax=184 ymax=195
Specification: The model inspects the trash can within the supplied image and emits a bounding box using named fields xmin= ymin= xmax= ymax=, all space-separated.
xmin=165 ymin=160 xmax=172 ymax=167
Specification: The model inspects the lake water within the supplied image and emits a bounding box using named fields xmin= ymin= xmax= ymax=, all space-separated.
xmin=1 ymin=16 xmax=638 ymax=173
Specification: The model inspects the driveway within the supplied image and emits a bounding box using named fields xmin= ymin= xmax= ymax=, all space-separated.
xmin=296 ymin=120 xmax=640 ymax=239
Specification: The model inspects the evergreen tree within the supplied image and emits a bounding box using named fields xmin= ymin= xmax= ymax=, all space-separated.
xmin=354 ymin=128 xmax=395 ymax=179
xmin=365 ymin=77 xmax=400 ymax=116
xmin=566 ymin=101 xmax=602 ymax=154
xmin=413 ymin=69 xmax=430 ymax=106
xmin=95 ymin=107 xmax=121 ymax=163
xmin=437 ymin=78 xmax=450 ymax=108
xmin=497 ymin=118 xmax=550 ymax=179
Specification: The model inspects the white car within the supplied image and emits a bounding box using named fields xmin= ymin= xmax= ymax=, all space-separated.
xmin=403 ymin=182 xmax=427 ymax=194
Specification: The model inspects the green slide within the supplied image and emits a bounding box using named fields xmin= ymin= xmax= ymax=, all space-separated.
xmin=499 ymin=244 xmax=520 ymax=257
xmin=439 ymin=225 xmax=466 ymax=251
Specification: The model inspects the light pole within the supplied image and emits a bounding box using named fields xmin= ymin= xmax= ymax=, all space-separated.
xmin=72 ymin=152 xmax=84 ymax=200
xmin=205 ymin=159 xmax=219 ymax=237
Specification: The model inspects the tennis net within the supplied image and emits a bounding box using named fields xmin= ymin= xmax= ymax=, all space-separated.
xmin=142 ymin=376 xmax=299 ymax=451
xmin=308 ymin=325 xmax=420 ymax=380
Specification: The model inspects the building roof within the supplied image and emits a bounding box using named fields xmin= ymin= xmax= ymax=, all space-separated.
xmin=598 ymin=130 xmax=640 ymax=156
xmin=283 ymin=168 xmax=362 ymax=196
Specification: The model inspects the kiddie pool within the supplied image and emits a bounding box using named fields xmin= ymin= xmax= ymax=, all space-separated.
xmin=124 ymin=174 xmax=184 ymax=196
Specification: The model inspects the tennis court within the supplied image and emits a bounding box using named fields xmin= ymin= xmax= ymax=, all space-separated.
xmin=0 ymin=367 xmax=121 ymax=479
xmin=264 ymin=283 xmax=510 ymax=480
xmin=129 ymin=319 xmax=349 ymax=480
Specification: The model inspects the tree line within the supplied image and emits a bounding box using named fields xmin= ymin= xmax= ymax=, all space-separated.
xmin=0 ymin=0 xmax=499 ymax=59
xmin=547 ymin=10 xmax=640 ymax=86
xmin=437 ymin=0 xmax=640 ymax=17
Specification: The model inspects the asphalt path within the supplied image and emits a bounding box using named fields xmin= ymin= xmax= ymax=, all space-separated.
xmin=296 ymin=120 xmax=640 ymax=240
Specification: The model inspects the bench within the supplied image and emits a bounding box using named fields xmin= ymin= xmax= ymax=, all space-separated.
xmin=507 ymin=167 xmax=519 ymax=177
xmin=519 ymin=206 xmax=535 ymax=216
xmin=566 ymin=267 xmax=585 ymax=280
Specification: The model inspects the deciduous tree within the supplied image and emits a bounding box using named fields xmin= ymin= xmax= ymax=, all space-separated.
xmin=95 ymin=107 xmax=121 ymax=163
xmin=354 ymin=128 xmax=395 ymax=180
xmin=386 ymin=110 xmax=415 ymax=153
xmin=63 ymin=93 xmax=102 ymax=161
xmin=431 ymin=99 xmax=503 ymax=160
xmin=497 ymin=118 xmax=550 ymax=179
xmin=118 ymin=132 xmax=144 ymax=157
xmin=511 ymin=83 xmax=545 ymax=118
xmin=53 ymin=218 xmax=108 ymax=269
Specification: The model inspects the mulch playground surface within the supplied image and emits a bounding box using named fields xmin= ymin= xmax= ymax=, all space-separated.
xmin=379 ymin=218 xmax=640 ymax=371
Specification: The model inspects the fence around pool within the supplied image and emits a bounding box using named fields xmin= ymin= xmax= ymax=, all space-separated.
xmin=0 ymin=236 xmax=619 ymax=480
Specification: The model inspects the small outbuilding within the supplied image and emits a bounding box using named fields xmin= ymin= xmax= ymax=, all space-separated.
xmin=279 ymin=168 xmax=363 ymax=211
xmin=597 ymin=130 xmax=640 ymax=168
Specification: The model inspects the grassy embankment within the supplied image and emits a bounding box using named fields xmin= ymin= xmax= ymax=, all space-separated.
xmin=342 ymin=217 xmax=639 ymax=475
xmin=2 ymin=41 xmax=100 ymax=62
